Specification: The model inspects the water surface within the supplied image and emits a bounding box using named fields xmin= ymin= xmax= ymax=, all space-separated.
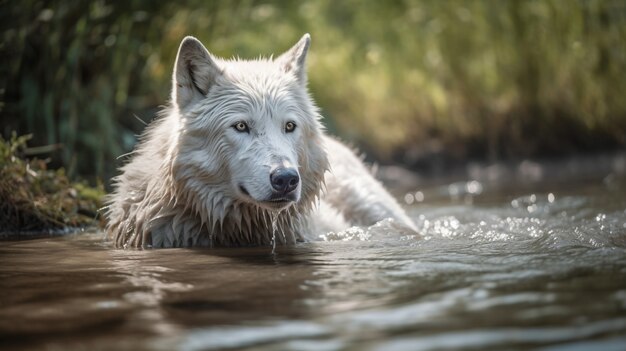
xmin=1 ymin=169 xmax=626 ymax=350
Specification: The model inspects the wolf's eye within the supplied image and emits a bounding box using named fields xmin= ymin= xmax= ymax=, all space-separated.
xmin=285 ymin=121 xmax=296 ymax=133
xmin=233 ymin=122 xmax=249 ymax=133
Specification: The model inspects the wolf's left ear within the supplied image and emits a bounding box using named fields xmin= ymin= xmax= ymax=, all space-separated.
xmin=172 ymin=36 xmax=222 ymax=110
xmin=276 ymin=33 xmax=311 ymax=83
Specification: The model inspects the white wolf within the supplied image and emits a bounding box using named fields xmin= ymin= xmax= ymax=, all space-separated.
xmin=106 ymin=34 xmax=415 ymax=248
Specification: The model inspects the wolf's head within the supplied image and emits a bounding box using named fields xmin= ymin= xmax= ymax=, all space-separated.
xmin=167 ymin=34 xmax=328 ymax=222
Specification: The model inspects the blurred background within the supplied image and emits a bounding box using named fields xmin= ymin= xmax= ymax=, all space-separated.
xmin=2 ymin=0 xmax=626 ymax=185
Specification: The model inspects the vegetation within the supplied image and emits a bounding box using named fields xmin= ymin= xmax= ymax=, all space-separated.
xmin=1 ymin=0 xmax=626 ymax=178
xmin=0 ymin=134 xmax=104 ymax=234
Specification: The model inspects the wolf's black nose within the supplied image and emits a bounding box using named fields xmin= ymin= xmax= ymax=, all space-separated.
xmin=270 ymin=167 xmax=300 ymax=193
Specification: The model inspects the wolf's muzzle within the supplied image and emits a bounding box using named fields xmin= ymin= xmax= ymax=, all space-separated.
xmin=270 ymin=167 xmax=300 ymax=194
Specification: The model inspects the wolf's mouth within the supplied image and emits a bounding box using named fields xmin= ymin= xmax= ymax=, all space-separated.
xmin=261 ymin=198 xmax=294 ymax=211
xmin=239 ymin=185 xmax=250 ymax=196
xmin=266 ymin=197 xmax=293 ymax=203
xmin=239 ymin=184 xmax=296 ymax=209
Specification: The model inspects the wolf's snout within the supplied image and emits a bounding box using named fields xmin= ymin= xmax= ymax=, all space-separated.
xmin=270 ymin=167 xmax=300 ymax=193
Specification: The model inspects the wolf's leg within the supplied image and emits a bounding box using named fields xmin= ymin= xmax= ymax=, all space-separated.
xmin=320 ymin=136 xmax=416 ymax=231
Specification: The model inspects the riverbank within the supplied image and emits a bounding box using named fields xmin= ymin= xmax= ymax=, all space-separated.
xmin=0 ymin=134 xmax=104 ymax=237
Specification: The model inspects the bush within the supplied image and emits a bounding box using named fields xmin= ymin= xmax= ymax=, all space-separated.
xmin=0 ymin=133 xmax=104 ymax=233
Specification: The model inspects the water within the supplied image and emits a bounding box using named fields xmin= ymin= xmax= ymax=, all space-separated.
xmin=2 ymin=171 xmax=626 ymax=350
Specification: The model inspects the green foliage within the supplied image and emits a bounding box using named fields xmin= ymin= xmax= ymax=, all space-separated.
xmin=0 ymin=133 xmax=104 ymax=233
xmin=304 ymin=0 xmax=626 ymax=160
xmin=1 ymin=0 xmax=625 ymax=181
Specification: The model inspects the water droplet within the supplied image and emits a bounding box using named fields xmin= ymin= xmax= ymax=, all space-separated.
xmin=466 ymin=180 xmax=483 ymax=194
xmin=448 ymin=183 xmax=462 ymax=198
xmin=415 ymin=191 xmax=424 ymax=202
xmin=270 ymin=212 xmax=279 ymax=254
xmin=404 ymin=193 xmax=415 ymax=205
xmin=548 ymin=193 xmax=555 ymax=203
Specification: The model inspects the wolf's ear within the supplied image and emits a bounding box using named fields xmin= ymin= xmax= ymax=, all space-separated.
xmin=276 ymin=33 xmax=311 ymax=83
xmin=172 ymin=36 xmax=222 ymax=110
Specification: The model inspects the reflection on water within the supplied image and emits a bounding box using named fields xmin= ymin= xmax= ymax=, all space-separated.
xmin=1 ymin=175 xmax=626 ymax=350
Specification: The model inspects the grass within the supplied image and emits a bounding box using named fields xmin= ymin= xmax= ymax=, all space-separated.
xmin=0 ymin=133 xmax=104 ymax=234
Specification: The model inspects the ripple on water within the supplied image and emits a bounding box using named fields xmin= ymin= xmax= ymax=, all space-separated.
xmin=370 ymin=318 xmax=626 ymax=351
xmin=178 ymin=321 xmax=331 ymax=351
xmin=1 ymin=180 xmax=626 ymax=351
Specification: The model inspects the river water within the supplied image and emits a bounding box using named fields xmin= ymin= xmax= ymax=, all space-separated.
xmin=2 ymin=161 xmax=626 ymax=350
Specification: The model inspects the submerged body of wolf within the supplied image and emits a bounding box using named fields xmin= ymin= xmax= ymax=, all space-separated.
xmin=106 ymin=34 xmax=415 ymax=248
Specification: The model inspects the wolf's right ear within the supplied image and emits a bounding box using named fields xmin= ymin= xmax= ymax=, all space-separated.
xmin=172 ymin=36 xmax=222 ymax=110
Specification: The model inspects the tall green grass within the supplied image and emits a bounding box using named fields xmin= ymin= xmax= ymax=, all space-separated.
xmin=1 ymin=0 xmax=625 ymax=181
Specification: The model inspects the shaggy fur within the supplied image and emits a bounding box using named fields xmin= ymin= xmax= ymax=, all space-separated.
xmin=106 ymin=34 xmax=415 ymax=248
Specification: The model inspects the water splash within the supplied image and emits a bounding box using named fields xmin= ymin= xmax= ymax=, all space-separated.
xmin=411 ymin=192 xmax=626 ymax=250
xmin=319 ymin=218 xmax=418 ymax=242
xmin=320 ymin=226 xmax=371 ymax=242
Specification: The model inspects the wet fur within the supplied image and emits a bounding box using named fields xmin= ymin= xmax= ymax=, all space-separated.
xmin=106 ymin=34 xmax=414 ymax=248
